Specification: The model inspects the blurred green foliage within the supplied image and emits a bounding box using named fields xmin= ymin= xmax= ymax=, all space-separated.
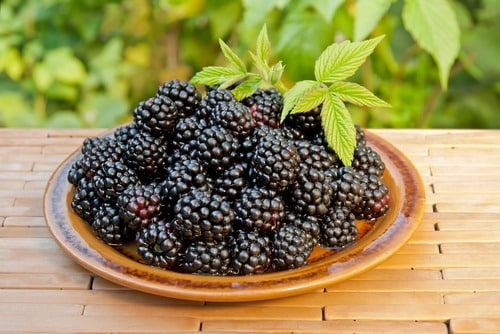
xmin=0 ymin=0 xmax=498 ymax=128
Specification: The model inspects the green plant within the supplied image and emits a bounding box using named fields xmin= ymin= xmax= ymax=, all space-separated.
xmin=0 ymin=0 xmax=498 ymax=128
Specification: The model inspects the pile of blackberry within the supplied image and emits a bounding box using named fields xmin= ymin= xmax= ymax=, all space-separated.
xmin=68 ymin=79 xmax=390 ymax=276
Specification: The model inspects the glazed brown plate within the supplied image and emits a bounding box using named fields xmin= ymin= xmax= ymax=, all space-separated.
xmin=44 ymin=129 xmax=425 ymax=302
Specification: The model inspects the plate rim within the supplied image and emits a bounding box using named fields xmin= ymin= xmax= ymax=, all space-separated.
xmin=44 ymin=128 xmax=426 ymax=302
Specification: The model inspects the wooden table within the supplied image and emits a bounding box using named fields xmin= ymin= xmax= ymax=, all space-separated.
xmin=1 ymin=128 xmax=499 ymax=333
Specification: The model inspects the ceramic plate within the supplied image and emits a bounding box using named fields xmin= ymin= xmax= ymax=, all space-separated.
xmin=44 ymin=129 xmax=425 ymax=302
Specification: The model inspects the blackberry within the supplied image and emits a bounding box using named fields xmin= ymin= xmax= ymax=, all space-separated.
xmin=351 ymin=145 xmax=385 ymax=177
xmin=354 ymin=174 xmax=390 ymax=221
xmin=229 ymin=230 xmax=271 ymax=275
xmin=295 ymin=140 xmax=336 ymax=171
xmin=157 ymin=79 xmax=201 ymax=118
xmin=194 ymin=125 xmax=240 ymax=174
xmin=173 ymin=188 xmax=234 ymax=242
xmin=330 ymin=167 xmax=364 ymax=211
xmin=162 ymin=158 xmax=210 ymax=212
xmin=288 ymin=167 xmax=332 ymax=217
xmin=240 ymin=125 xmax=285 ymax=160
xmin=195 ymin=89 xmax=236 ymax=119
xmin=68 ymin=159 xmax=85 ymax=186
xmin=117 ymin=182 xmax=164 ymax=231
xmin=93 ymin=160 xmax=140 ymax=202
xmin=249 ymin=133 xmax=299 ymax=192
xmin=284 ymin=211 xmax=320 ymax=246
xmin=271 ymin=224 xmax=314 ymax=271
xmin=91 ymin=203 xmax=132 ymax=246
xmin=214 ymin=162 xmax=248 ymax=200
xmin=71 ymin=178 xmax=103 ymax=223
xmin=285 ymin=105 xmax=322 ymax=136
xmin=180 ymin=239 xmax=231 ymax=275
xmin=172 ymin=115 xmax=209 ymax=154
xmin=234 ymin=186 xmax=285 ymax=234
xmin=136 ymin=219 xmax=183 ymax=269
xmin=123 ymin=130 xmax=169 ymax=179
xmin=209 ymin=101 xmax=254 ymax=137
xmin=133 ymin=95 xmax=178 ymax=135
xmin=114 ymin=123 xmax=140 ymax=149
xmin=356 ymin=125 xmax=367 ymax=146
xmin=242 ymin=88 xmax=283 ymax=128
xmin=80 ymin=137 xmax=123 ymax=179
xmin=320 ymin=206 xmax=358 ymax=249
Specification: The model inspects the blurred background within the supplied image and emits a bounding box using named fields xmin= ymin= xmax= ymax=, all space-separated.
xmin=0 ymin=0 xmax=498 ymax=129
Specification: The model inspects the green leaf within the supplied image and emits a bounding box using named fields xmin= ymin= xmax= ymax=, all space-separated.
xmin=241 ymin=0 xmax=290 ymax=28
xmin=0 ymin=92 xmax=42 ymax=127
xmin=402 ymin=0 xmax=460 ymax=90
xmin=269 ymin=61 xmax=285 ymax=87
xmin=249 ymin=51 xmax=269 ymax=82
xmin=190 ymin=66 xmax=245 ymax=86
xmin=281 ymin=80 xmax=319 ymax=122
xmin=329 ymin=81 xmax=391 ymax=108
xmin=207 ymin=0 xmax=242 ymax=39
xmin=249 ymin=25 xmax=272 ymax=82
xmin=321 ymin=92 xmax=356 ymax=166
xmin=231 ymin=75 xmax=262 ymax=100
xmin=3 ymin=47 xmax=23 ymax=80
xmin=255 ymin=24 xmax=271 ymax=64
xmin=291 ymin=86 xmax=328 ymax=114
xmin=310 ymin=0 xmax=344 ymax=23
xmin=33 ymin=63 xmax=53 ymax=92
xmin=45 ymin=47 xmax=86 ymax=85
xmin=354 ymin=0 xmax=394 ymax=41
xmin=314 ymin=35 xmax=384 ymax=83
xmin=219 ymin=38 xmax=247 ymax=73
xmin=276 ymin=9 xmax=336 ymax=81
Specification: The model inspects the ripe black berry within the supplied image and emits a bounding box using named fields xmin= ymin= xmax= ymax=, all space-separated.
xmin=230 ymin=230 xmax=271 ymax=275
xmin=271 ymin=224 xmax=314 ymax=271
xmin=242 ymin=88 xmax=282 ymax=128
xmin=173 ymin=189 xmax=234 ymax=242
xmin=133 ymin=95 xmax=178 ymax=135
xmin=157 ymin=79 xmax=201 ymax=118
xmin=136 ymin=219 xmax=183 ymax=270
